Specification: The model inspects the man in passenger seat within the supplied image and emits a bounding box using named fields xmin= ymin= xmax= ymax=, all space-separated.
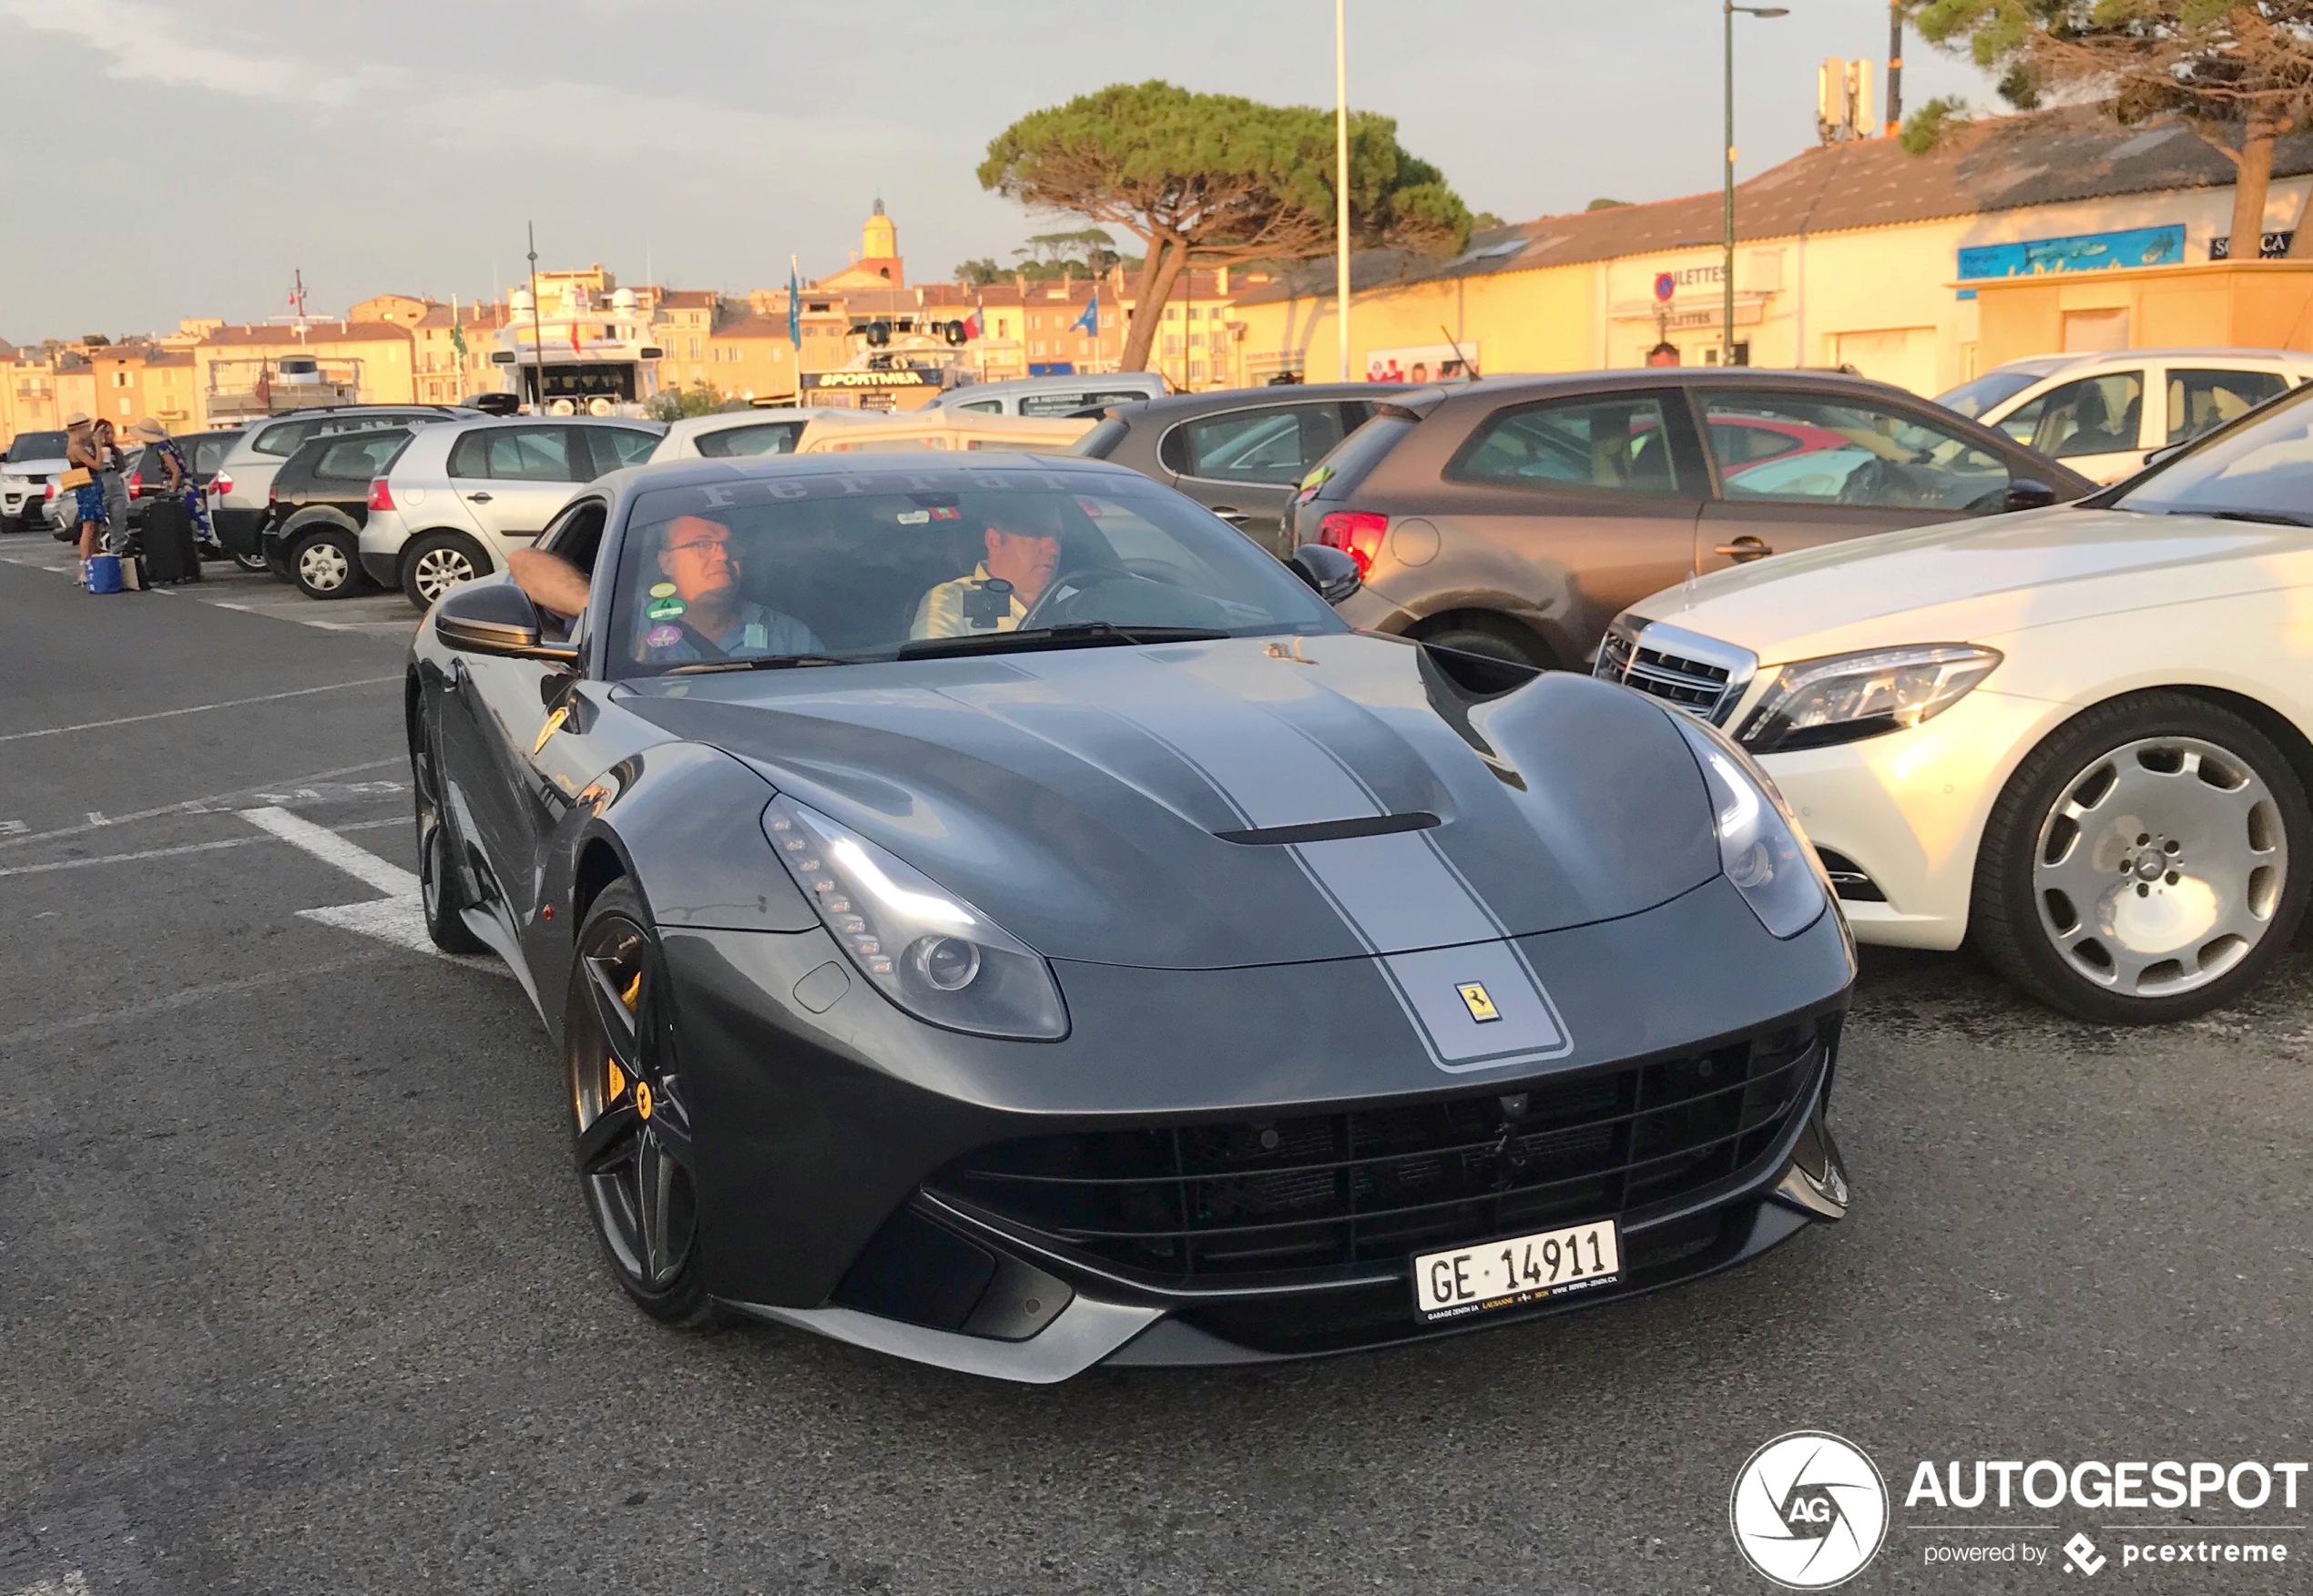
xmin=910 ymin=499 xmax=1065 ymax=639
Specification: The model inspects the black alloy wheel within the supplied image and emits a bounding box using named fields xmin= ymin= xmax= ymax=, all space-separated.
xmin=411 ymin=706 xmax=490 ymax=956
xmin=565 ymin=879 xmax=710 ymax=1325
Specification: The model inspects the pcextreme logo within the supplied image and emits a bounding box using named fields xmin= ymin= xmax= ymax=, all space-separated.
xmin=1729 ymin=1431 xmax=1890 ymax=1590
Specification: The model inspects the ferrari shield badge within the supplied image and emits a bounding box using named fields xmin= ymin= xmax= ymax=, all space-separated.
xmin=1457 ymin=982 xmax=1502 ymax=1023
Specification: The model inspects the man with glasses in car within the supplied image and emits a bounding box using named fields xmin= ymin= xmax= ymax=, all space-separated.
xmin=506 ymin=512 xmax=823 ymax=662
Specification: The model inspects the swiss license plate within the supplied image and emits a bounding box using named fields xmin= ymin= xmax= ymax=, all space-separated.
xmin=1412 ymin=1219 xmax=1623 ymax=1322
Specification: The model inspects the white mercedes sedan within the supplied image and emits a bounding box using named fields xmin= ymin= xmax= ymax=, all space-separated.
xmin=1596 ymin=384 xmax=2313 ymax=1023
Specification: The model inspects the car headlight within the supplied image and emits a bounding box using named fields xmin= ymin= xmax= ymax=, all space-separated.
xmin=761 ymin=796 xmax=1068 ymax=1041
xmin=1670 ymin=713 xmax=1829 ymax=940
xmin=1735 ymin=645 xmax=2002 ymax=754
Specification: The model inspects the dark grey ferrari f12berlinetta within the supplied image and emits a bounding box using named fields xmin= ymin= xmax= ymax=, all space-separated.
xmin=405 ymin=449 xmax=1854 ymax=1381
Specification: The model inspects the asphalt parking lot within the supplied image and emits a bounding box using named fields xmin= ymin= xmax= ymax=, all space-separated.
xmin=5 ymin=544 xmax=2311 ymax=1595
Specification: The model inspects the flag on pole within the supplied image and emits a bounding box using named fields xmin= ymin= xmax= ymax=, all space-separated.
xmin=963 ymin=302 xmax=983 ymax=341
xmin=788 ymin=257 xmax=803 ymax=349
xmin=568 ymin=316 xmax=583 ymax=356
xmin=449 ymin=293 xmax=466 ymax=359
xmin=1071 ymin=293 xmax=1100 ymax=337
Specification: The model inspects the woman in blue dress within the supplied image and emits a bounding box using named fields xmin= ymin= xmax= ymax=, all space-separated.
xmin=130 ymin=418 xmax=214 ymax=550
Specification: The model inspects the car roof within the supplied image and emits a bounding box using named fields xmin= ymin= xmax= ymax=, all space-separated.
xmin=421 ymin=413 xmax=668 ymax=439
xmin=1391 ymin=368 xmax=1927 ymax=409
xmin=937 ymin=372 xmax=1167 ymax=402
xmin=589 ymin=445 xmax=1128 ymax=501
xmin=1989 ymin=348 xmax=2313 ymax=378
xmin=1103 ymin=381 xmax=1411 ymax=421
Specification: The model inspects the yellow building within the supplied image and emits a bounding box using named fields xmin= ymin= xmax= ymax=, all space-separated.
xmin=193 ymin=320 xmax=420 ymax=422
xmin=1233 ymin=106 xmax=2313 ymax=396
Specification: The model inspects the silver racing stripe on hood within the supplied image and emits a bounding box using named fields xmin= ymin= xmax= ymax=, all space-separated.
xmin=1007 ymin=650 xmax=1573 ymax=1073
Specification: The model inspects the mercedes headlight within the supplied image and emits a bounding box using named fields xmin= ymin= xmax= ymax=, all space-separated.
xmin=762 ymin=796 xmax=1068 ymax=1041
xmin=1736 ymin=645 xmax=2001 ymax=754
xmin=1670 ymin=714 xmax=1829 ymax=940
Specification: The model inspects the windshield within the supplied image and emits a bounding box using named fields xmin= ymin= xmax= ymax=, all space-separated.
xmin=2114 ymin=382 xmax=2313 ymax=522
xmin=1933 ymin=370 xmax=2042 ymax=420
xmin=606 ymin=467 xmax=1342 ymax=677
xmin=5 ymin=431 xmax=68 ymax=463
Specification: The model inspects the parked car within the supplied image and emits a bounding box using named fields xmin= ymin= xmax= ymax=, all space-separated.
xmin=407 ymin=448 xmax=1854 ymax=1375
xmin=359 ymin=415 xmax=663 ymax=608
xmin=648 ymin=407 xmax=873 ymax=462
xmin=1936 ymin=348 xmax=2313 ymax=484
xmin=251 ymin=427 xmax=414 ymax=598
xmin=1071 ymin=384 xmax=1408 ymax=556
xmin=124 ymin=427 xmax=247 ymax=562
xmin=928 ymin=371 xmax=1169 ymax=417
xmin=1595 ymin=378 xmax=2313 ymax=1023
xmin=211 ymin=404 xmax=479 ymax=557
xmin=1 ymin=430 xmax=71 ymax=533
xmin=1289 ymin=371 xmax=2094 ymax=691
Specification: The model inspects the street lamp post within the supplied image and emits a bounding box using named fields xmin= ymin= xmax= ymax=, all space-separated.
xmin=1335 ymin=0 xmax=1351 ymax=383
xmin=1723 ymin=4 xmax=1788 ymax=368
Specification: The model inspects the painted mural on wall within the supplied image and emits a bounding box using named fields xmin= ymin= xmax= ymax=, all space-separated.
xmin=1957 ymin=224 xmax=2186 ymax=280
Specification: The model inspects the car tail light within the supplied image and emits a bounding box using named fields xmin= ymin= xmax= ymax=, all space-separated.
xmin=127 ymin=471 xmax=143 ymax=500
xmin=268 ymin=482 xmax=279 ymax=503
xmin=1317 ymin=511 xmax=1388 ymax=577
xmin=44 ymin=481 xmax=56 ymax=500
xmin=212 ymin=470 xmax=233 ymax=497
xmin=367 ymin=478 xmax=395 ymax=513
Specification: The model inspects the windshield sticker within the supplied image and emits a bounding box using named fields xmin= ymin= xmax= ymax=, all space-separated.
xmin=645 ymin=625 xmax=682 ymax=648
xmin=648 ymin=582 xmax=678 ymax=598
xmin=647 ymin=596 xmax=687 ymax=621
xmin=929 ymin=504 xmax=962 ymax=520
xmin=896 ymin=510 xmax=931 ymax=524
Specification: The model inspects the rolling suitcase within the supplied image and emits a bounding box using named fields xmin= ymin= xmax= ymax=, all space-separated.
xmin=141 ymin=494 xmax=201 ymax=585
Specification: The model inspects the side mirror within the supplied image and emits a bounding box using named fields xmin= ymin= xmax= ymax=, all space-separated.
xmin=2002 ymin=478 xmax=2058 ymax=513
xmin=2143 ymin=442 xmax=2188 ymax=469
xmin=433 ymin=580 xmax=580 ymax=663
xmin=1289 ymin=543 xmax=1362 ymax=605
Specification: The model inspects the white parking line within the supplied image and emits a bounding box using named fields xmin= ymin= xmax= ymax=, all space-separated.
xmin=0 ymin=757 xmax=400 ymax=851
xmin=242 ymin=805 xmax=506 ymax=974
xmin=0 ymin=818 xmax=399 ymax=879
xmin=0 ymin=675 xmax=398 ymax=744
xmin=242 ymin=806 xmax=418 ymax=896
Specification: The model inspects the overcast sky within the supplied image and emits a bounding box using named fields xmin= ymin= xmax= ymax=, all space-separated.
xmin=0 ymin=0 xmax=1996 ymax=342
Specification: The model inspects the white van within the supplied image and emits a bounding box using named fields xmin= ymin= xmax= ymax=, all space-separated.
xmin=1937 ymin=348 xmax=2313 ymax=483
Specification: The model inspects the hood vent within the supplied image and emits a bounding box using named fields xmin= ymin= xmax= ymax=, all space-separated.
xmin=1216 ymin=812 xmax=1440 ymax=847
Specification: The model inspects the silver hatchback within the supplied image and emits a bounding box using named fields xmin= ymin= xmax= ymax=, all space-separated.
xmin=358 ymin=414 xmax=663 ymax=607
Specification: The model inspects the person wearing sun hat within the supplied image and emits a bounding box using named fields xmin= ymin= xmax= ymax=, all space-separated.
xmin=60 ymin=412 xmax=109 ymax=567
xmin=130 ymin=417 xmax=215 ymax=553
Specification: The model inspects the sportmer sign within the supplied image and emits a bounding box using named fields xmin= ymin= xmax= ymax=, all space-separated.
xmin=1730 ymin=1434 xmax=2307 ymax=1587
xmin=805 ymin=369 xmax=939 ymax=389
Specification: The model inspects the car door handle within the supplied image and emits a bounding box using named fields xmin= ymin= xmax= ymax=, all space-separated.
xmin=1210 ymin=507 xmax=1251 ymax=524
xmin=1714 ymin=537 xmax=1773 ymax=561
xmin=465 ymin=492 xmax=493 ymax=503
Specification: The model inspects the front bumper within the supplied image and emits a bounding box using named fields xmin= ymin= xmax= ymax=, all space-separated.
xmin=664 ymin=872 xmax=1854 ymax=1381
xmin=1756 ymin=687 xmax=2067 ymax=950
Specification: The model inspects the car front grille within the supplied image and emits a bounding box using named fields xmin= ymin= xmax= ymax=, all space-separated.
xmin=1594 ymin=625 xmax=1754 ymax=722
xmin=927 ymin=1022 xmax=1827 ymax=1287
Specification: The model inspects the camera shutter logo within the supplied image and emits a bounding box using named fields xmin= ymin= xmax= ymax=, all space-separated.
xmin=1727 ymin=1431 xmax=1888 ymax=1589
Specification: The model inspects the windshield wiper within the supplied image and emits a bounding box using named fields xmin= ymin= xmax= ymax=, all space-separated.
xmin=665 ymin=654 xmax=854 ymax=675
xmin=897 ymin=622 xmax=1229 ymax=660
xmin=2189 ymin=509 xmax=2313 ymax=527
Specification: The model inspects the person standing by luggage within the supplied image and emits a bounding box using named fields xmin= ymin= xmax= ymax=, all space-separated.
xmin=129 ymin=418 xmax=213 ymax=553
xmin=91 ymin=416 xmax=130 ymax=554
xmin=62 ymin=412 xmax=109 ymax=568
